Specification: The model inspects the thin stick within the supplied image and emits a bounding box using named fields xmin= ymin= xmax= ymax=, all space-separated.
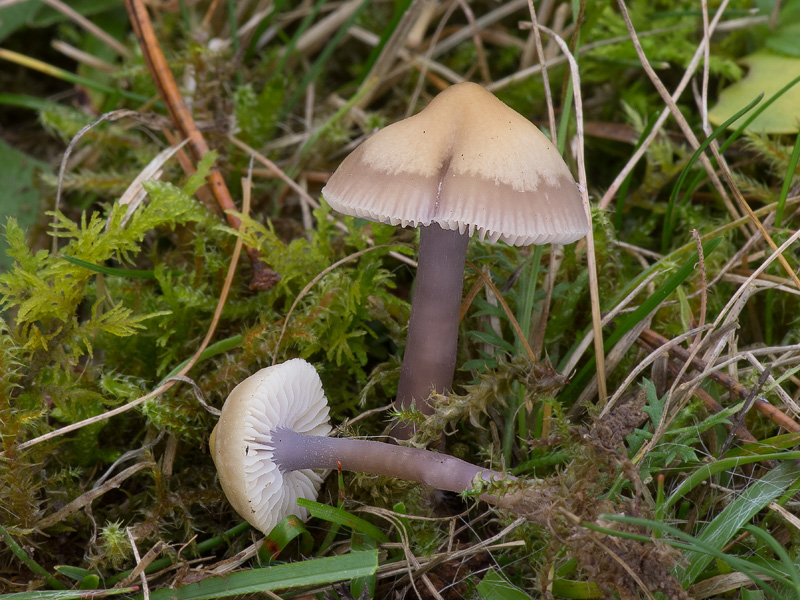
xmin=537 ymin=24 xmax=607 ymax=403
xmin=124 ymin=0 xmax=278 ymax=289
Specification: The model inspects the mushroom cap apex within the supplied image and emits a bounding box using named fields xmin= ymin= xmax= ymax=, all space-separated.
xmin=211 ymin=359 xmax=332 ymax=534
xmin=322 ymin=81 xmax=590 ymax=246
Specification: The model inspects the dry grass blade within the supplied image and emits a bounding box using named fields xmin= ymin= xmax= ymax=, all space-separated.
xmin=536 ymin=24 xmax=606 ymax=402
xmin=38 ymin=462 xmax=151 ymax=529
xmin=118 ymin=138 xmax=190 ymax=224
xmin=525 ymin=0 xmax=556 ymax=139
xmin=575 ymin=310 xmax=654 ymax=408
xmin=228 ymin=133 xmax=416 ymax=268
xmin=708 ymin=139 xmax=800 ymax=292
xmin=690 ymin=229 xmax=708 ymax=349
xmin=53 ymin=109 xmax=153 ymax=252
xmin=125 ymin=528 xmax=149 ymax=600
xmin=640 ymin=329 xmax=800 ymax=433
xmin=597 ymin=0 xmax=733 ymax=211
xmin=353 ymin=0 xmax=427 ymax=107
xmin=615 ymin=0 xmax=746 ymax=230
xmin=466 ymin=260 xmax=536 ymax=364
xmin=602 ymin=324 xmax=711 ymax=416
xmin=118 ymin=536 xmax=165 ymax=590
xmin=42 ymin=0 xmax=131 ymax=57
xmin=51 ymin=40 xmax=116 ymax=72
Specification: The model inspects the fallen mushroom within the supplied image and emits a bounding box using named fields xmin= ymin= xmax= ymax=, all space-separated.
xmin=210 ymin=358 xmax=513 ymax=534
xmin=209 ymin=360 xmax=690 ymax=597
xmin=322 ymin=82 xmax=589 ymax=438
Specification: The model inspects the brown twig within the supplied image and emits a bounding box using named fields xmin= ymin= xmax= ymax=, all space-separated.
xmin=123 ymin=0 xmax=279 ymax=290
xmin=638 ymin=328 xmax=800 ymax=433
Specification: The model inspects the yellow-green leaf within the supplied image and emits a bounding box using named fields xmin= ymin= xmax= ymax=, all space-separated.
xmin=709 ymin=52 xmax=800 ymax=134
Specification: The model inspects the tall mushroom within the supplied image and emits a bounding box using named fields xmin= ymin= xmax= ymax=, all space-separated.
xmin=322 ymin=82 xmax=590 ymax=438
xmin=210 ymin=359 xmax=512 ymax=534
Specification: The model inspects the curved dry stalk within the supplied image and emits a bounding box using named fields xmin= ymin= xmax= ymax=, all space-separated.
xmin=535 ymin=24 xmax=606 ymax=403
xmin=466 ymin=261 xmax=536 ymax=364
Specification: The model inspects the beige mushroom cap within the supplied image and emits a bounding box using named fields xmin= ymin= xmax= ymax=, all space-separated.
xmin=210 ymin=359 xmax=332 ymax=534
xmin=322 ymin=82 xmax=589 ymax=246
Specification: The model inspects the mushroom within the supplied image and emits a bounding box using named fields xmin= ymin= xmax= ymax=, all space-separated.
xmin=210 ymin=359 xmax=512 ymax=534
xmin=322 ymin=82 xmax=590 ymax=437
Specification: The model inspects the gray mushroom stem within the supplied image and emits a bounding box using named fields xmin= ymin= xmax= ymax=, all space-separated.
xmin=393 ymin=224 xmax=470 ymax=438
xmin=270 ymin=427 xmax=506 ymax=493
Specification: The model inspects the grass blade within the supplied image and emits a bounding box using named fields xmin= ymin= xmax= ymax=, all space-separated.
xmin=1 ymin=589 xmax=139 ymax=600
xmin=776 ymin=130 xmax=800 ymax=227
xmin=1 ymin=524 xmax=66 ymax=590
xmin=593 ymin=515 xmax=785 ymax=596
xmin=60 ymin=255 xmax=156 ymax=278
xmin=477 ymin=567 xmax=534 ymax=600
xmin=661 ymin=93 xmax=762 ymax=252
xmin=145 ymin=551 xmax=378 ymax=600
xmin=296 ymin=498 xmax=389 ymax=543
xmin=677 ymin=460 xmax=800 ymax=585
xmin=665 ymin=451 xmax=800 ymax=511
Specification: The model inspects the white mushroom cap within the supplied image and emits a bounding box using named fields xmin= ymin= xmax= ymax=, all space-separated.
xmin=322 ymin=82 xmax=589 ymax=246
xmin=210 ymin=359 xmax=332 ymax=534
